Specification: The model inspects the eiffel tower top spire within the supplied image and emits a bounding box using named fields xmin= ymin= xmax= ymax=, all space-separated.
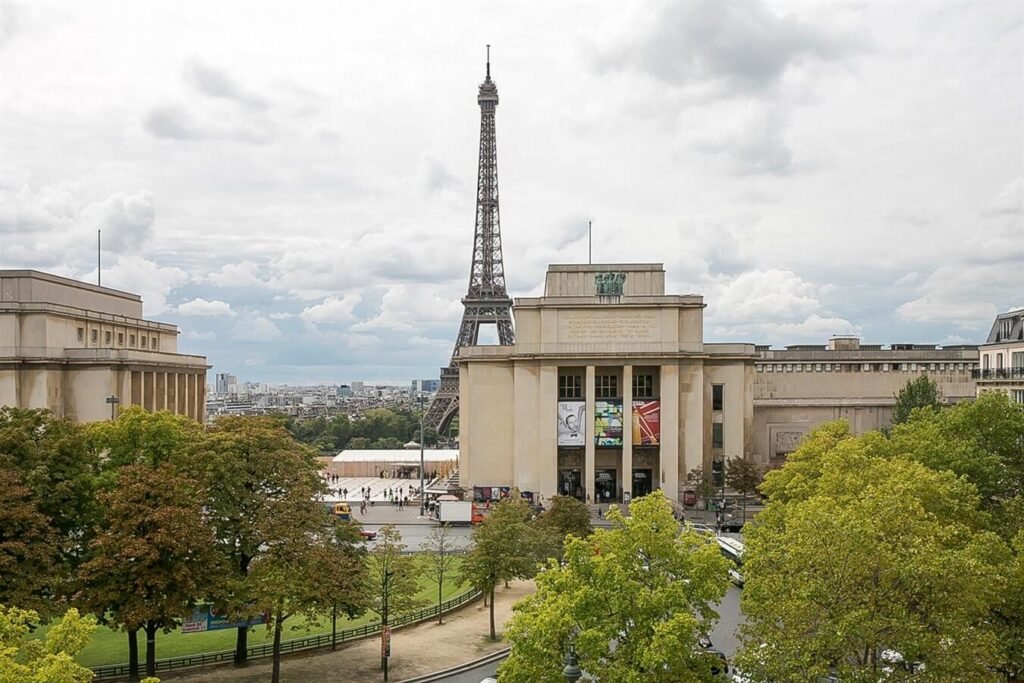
xmin=425 ymin=47 xmax=516 ymax=434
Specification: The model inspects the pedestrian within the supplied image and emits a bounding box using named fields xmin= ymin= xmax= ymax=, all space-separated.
xmin=597 ymin=507 xmax=602 ymax=519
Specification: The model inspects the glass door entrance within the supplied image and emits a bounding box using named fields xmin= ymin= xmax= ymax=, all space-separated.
xmin=558 ymin=469 xmax=584 ymax=500
xmin=595 ymin=469 xmax=617 ymax=503
xmin=632 ymin=469 xmax=653 ymax=498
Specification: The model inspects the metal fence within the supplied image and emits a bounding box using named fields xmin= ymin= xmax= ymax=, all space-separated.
xmin=90 ymin=587 xmax=482 ymax=680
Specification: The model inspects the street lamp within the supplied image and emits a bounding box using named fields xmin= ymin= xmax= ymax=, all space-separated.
xmin=418 ymin=393 xmax=426 ymax=517
xmin=562 ymin=644 xmax=582 ymax=682
xmin=105 ymin=394 xmax=121 ymax=421
xmin=382 ymin=569 xmax=394 ymax=682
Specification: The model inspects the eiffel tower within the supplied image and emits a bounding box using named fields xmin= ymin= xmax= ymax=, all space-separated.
xmin=425 ymin=48 xmax=515 ymax=434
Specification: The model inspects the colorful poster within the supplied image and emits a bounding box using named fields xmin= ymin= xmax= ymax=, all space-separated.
xmin=594 ymin=400 xmax=623 ymax=446
xmin=632 ymin=400 xmax=661 ymax=446
xmin=181 ymin=605 xmax=267 ymax=633
xmin=557 ymin=401 xmax=586 ymax=446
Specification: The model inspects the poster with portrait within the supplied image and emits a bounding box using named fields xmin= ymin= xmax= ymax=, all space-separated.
xmin=632 ymin=400 xmax=660 ymax=446
xmin=557 ymin=401 xmax=586 ymax=446
xmin=594 ymin=400 xmax=623 ymax=446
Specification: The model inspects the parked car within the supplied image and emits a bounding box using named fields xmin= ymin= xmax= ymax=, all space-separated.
xmin=684 ymin=522 xmax=717 ymax=536
xmin=358 ymin=528 xmax=377 ymax=541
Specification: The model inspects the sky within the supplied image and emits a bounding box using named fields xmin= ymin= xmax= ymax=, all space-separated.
xmin=1 ymin=1 xmax=1021 ymax=385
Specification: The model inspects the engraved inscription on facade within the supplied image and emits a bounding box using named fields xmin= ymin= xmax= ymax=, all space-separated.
xmin=560 ymin=312 xmax=658 ymax=341
xmin=774 ymin=430 xmax=806 ymax=454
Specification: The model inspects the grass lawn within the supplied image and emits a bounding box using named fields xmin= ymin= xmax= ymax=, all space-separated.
xmin=32 ymin=558 xmax=469 ymax=668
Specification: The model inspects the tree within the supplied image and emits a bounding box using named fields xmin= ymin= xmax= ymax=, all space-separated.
xmin=462 ymin=497 xmax=546 ymax=640
xmin=686 ymin=466 xmax=715 ymax=507
xmin=738 ymin=426 xmax=1009 ymax=682
xmin=0 ymin=408 xmax=101 ymax=601
xmin=992 ymin=530 xmax=1024 ymax=682
xmin=0 ymin=605 xmax=96 ymax=683
xmin=497 ymin=491 xmax=731 ymax=683
xmin=724 ymin=456 xmax=762 ymax=523
xmin=0 ymin=468 xmax=59 ymax=615
xmin=188 ymin=416 xmax=327 ymax=667
xmin=533 ymin=495 xmax=592 ymax=561
xmin=77 ymin=463 xmax=220 ymax=681
xmin=891 ymin=375 xmax=941 ymax=425
xmin=366 ymin=525 xmax=423 ymax=671
xmin=421 ymin=524 xmax=461 ymax=625
xmin=248 ymin=513 xmax=367 ymax=683
xmin=85 ymin=406 xmax=199 ymax=470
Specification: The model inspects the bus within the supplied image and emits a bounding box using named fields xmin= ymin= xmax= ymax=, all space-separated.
xmin=716 ymin=536 xmax=745 ymax=587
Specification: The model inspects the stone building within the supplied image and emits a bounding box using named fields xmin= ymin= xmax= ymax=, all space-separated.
xmin=0 ymin=270 xmax=209 ymax=422
xmin=974 ymin=308 xmax=1024 ymax=404
xmin=457 ymin=263 xmax=980 ymax=505
xmin=753 ymin=337 xmax=978 ymax=467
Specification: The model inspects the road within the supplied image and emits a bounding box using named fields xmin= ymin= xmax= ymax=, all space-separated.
xmin=361 ymin=522 xmax=475 ymax=551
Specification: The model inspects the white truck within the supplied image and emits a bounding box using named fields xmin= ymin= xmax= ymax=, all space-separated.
xmin=436 ymin=500 xmax=475 ymax=525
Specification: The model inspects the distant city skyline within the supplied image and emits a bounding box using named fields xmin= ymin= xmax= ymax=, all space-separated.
xmin=1 ymin=2 xmax=1020 ymax=384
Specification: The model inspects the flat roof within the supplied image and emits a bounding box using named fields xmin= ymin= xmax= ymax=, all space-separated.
xmin=332 ymin=449 xmax=459 ymax=463
xmin=0 ymin=269 xmax=141 ymax=302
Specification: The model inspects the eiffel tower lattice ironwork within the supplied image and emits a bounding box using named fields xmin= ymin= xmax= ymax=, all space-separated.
xmin=426 ymin=49 xmax=515 ymax=435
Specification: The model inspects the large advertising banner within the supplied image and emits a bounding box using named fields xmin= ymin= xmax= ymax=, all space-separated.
xmin=557 ymin=401 xmax=586 ymax=446
xmin=181 ymin=605 xmax=267 ymax=634
xmin=594 ymin=400 xmax=623 ymax=446
xmin=632 ymin=400 xmax=661 ymax=446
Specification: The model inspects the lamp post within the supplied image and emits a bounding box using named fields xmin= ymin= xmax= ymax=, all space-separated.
xmin=562 ymin=644 xmax=582 ymax=682
xmin=105 ymin=394 xmax=121 ymax=421
xmin=382 ymin=569 xmax=394 ymax=681
xmin=418 ymin=393 xmax=426 ymax=517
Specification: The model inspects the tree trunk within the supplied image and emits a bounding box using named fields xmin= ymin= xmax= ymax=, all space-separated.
xmin=234 ymin=625 xmax=248 ymax=666
xmin=271 ymin=614 xmax=283 ymax=683
xmin=331 ymin=602 xmax=338 ymax=651
xmin=437 ymin=580 xmax=444 ymax=625
xmin=144 ymin=621 xmax=158 ymax=677
xmin=127 ymin=629 xmax=140 ymax=683
xmin=489 ymin=585 xmax=496 ymax=640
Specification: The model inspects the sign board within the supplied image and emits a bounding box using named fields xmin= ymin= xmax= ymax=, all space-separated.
xmin=557 ymin=401 xmax=585 ymax=446
xmin=181 ymin=605 xmax=267 ymax=634
xmin=632 ymin=400 xmax=660 ymax=446
xmin=595 ymin=400 xmax=623 ymax=446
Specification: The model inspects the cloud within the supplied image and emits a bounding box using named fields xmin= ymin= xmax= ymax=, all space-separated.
xmin=183 ymin=58 xmax=268 ymax=110
xmin=143 ymin=104 xmax=202 ymax=140
xmin=710 ymin=269 xmax=821 ymax=323
xmin=177 ymin=297 xmax=234 ymax=316
xmin=713 ymin=313 xmax=860 ymax=342
xmin=184 ymin=330 xmax=216 ymax=341
xmin=300 ymin=294 xmax=362 ymax=327
xmin=595 ymin=0 xmax=855 ymax=97
xmin=231 ymin=315 xmax=282 ymax=342
xmin=83 ymin=190 xmax=155 ymax=253
xmin=201 ymin=260 xmax=268 ymax=288
xmin=693 ymin=101 xmax=794 ymax=175
xmin=984 ymin=177 xmax=1023 ymax=216
xmin=353 ymin=285 xmax=461 ymax=333
xmin=87 ymin=256 xmax=189 ymax=316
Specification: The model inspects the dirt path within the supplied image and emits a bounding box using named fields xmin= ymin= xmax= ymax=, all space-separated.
xmin=165 ymin=581 xmax=534 ymax=683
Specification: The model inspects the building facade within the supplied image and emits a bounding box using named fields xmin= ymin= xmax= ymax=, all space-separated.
xmin=974 ymin=308 xmax=1024 ymax=404
xmin=0 ymin=270 xmax=209 ymax=422
xmin=753 ymin=337 xmax=978 ymax=467
xmin=457 ymin=263 xmax=980 ymax=505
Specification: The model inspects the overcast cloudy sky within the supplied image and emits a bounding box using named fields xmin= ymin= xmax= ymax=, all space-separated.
xmin=1 ymin=1 xmax=1021 ymax=384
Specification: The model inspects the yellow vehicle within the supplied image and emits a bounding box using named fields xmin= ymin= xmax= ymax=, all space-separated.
xmin=332 ymin=502 xmax=352 ymax=521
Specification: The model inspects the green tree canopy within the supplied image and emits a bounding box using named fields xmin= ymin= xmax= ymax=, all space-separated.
xmin=534 ymin=495 xmax=592 ymax=561
xmin=421 ymin=524 xmax=461 ymax=625
xmin=738 ymin=423 xmax=1009 ymax=682
xmin=187 ymin=416 xmax=326 ymax=666
xmin=0 ymin=468 xmax=59 ymax=615
xmin=724 ymin=456 xmax=763 ymax=523
xmin=461 ymin=496 xmax=538 ymax=640
xmin=891 ymin=375 xmax=941 ymax=425
xmin=0 ymin=605 xmax=96 ymax=683
xmin=497 ymin=491 xmax=730 ymax=683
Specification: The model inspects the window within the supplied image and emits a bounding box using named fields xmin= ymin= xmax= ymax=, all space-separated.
xmin=983 ymin=355 xmax=990 ymax=370
xmin=91 ymin=330 xmax=98 ymax=343
xmin=1012 ymin=352 xmax=1024 ymax=369
xmin=104 ymin=331 xmax=111 ymax=345
xmin=633 ymin=374 xmax=655 ymax=399
xmin=129 ymin=334 xmax=136 ymax=347
xmin=595 ymin=375 xmax=618 ymax=398
xmin=151 ymin=337 xmax=158 ymax=350
xmin=1014 ymin=390 xmax=1024 ymax=405
xmin=712 ymin=384 xmax=723 ymax=411
xmin=141 ymin=336 xmax=147 ymax=348
xmin=558 ymin=374 xmax=583 ymax=399
xmin=997 ymin=354 xmax=1003 ymax=370
xmin=77 ymin=327 xmax=84 ymax=342
xmin=117 ymin=332 xmax=124 ymax=345
xmin=712 ymin=422 xmax=724 ymax=449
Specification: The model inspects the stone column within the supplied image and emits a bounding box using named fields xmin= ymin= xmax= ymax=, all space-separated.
xmin=660 ymin=363 xmax=680 ymax=503
xmin=585 ymin=365 xmax=596 ymax=505
xmin=156 ymin=372 xmax=166 ymax=411
xmin=622 ymin=364 xmax=633 ymax=503
xmin=185 ymin=373 xmax=194 ymax=420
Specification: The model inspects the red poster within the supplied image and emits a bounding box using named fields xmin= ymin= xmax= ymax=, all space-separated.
xmin=632 ymin=400 xmax=660 ymax=446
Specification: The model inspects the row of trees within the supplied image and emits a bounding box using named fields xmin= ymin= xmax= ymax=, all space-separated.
xmin=283 ymin=408 xmax=439 ymax=452
xmin=0 ymin=407 xmax=368 ymax=683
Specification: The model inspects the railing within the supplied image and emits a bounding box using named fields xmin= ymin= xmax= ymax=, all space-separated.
xmin=90 ymin=587 xmax=482 ymax=680
xmin=972 ymin=368 xmax=1024 ymax=380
